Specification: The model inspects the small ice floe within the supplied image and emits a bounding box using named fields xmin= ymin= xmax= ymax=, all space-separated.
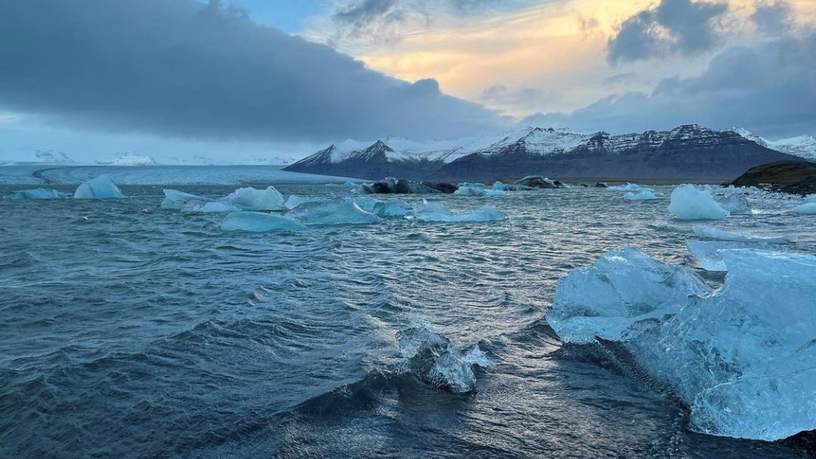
xmin=353 ymin=197 xmax=412 ymax=218
xmin=716 ymin=193 xmax=751 ymax=215
xmin=546 ymin=247 xmax=816 ymax=441
xmin=12 ymin=188 xmax=65 ymax=200
xmin=413 ymin=201 xmax=506 ymax=223
xmin=396 ymin=325 xmax=489 ymax=393
xmin=791 ymin=202 xmax=816 ymax=215
xmin=288 ymin=199 xmax=381 ymax=226
xmin=692 ymin=224 xmax=794 ymax=243
xmin=73 ymin=175 xmax=125 ymax=199
xmin=623 ymin=188 xmax=657 ymax=201
xmin=220 ymin=211 xmax=304 ymax=233
xmin=284 ymin=194 xmax=324 ymax=210
xmin=160 ymin=189 xmax=209 ymax=210
xmin=221 ymin=186 xmax=285 ymax=211
xmin=607 ymin=183 xmax=645 ymax=192
xmin=454 ymin=182 xmax=505 ymax=197
xmin=668 ymin=184 xmax=729 ymax=220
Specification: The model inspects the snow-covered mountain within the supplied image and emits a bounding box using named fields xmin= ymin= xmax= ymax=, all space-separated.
xmin=286 ymin=125 xmax=800 ymax=181
xmin=734 ymin=129 xmax=816 ymax=162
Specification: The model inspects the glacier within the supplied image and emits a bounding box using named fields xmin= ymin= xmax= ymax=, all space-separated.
xmin=73 ymin=175 xmax=125 ymax=199
xmin=220 ymin=211 xmax=305 ymax=233
xmin=546 ymin=248 xmax=816 ymax=441
xmin=668 ymin=185 xmax=729 ymax=220
xmin=413 ymin=201 xmax=507 ymax=223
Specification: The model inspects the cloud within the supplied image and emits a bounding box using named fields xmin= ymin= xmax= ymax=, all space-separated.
xmin=329 ymin=0 xmax=405 ymax=43
xmin=525 ymin=32 xmax=816 ymax=137
xmin=608 ymin=0 xmax=729 ymax=63
xmin=0 ymin=0 xmax=503 ymax=142
xmin=752 ymin=1 xmax=793 ymax=33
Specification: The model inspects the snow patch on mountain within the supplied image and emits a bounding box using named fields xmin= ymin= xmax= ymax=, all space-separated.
xmin=734 ymin=128 xmax=816 ymax=161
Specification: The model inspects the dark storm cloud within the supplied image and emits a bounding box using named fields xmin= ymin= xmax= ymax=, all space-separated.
xmin=608 ymin=0 xmax=729 ymax=63
xmin=0 ymin=0 xmax=502 ymax=142
xmin=525 ymin=33 xmax=816 ymax=137
xmin=752 ymin=1 xmax=793 ymax=34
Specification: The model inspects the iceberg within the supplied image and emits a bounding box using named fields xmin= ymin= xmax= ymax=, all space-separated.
xmin=288 ymin=199 xmax=381 ymax=226
xmin=284 ymin=194 xmax=323 ymax=210
xmin=691 ymin=224 xmax=794 ymax=243
xmin=608 ymin=183 xmax=645 ymax=192
xmin=12 ymin=188 xmax=65 ymax=200
xmin=396 ymin=325 xmax=489 ymax=393
xmin=546 ymin=248 xmax=710 ymax=344
xmin=73 ymin=175 xmax=125 ymax=199
xmin=351 ymin=197 xmax=412 ymax=218
xmin=413 ymin=201 xmax=506 ymax=223
xmin=220 ymin=211 xmax=305 ymax=233
xmin=623 ymin=188 xmax=657 ymax=201
xmin=686 ymin=240 xmax=748 ymax=271
xmin=222 ymin=186 xmax=285 ymax=211
xmin=668 ymin=185 xmax=729 ymax=220
xmin=160 ymin=189 xmax=209 ymax=210
xmin=791 ymin=202 xmax=816 ymax=214
xmin=454 ymin=182 xmax=505 ymax=197
xmin=547 ymin=248 xmax=816 ymax=441
xmin=716 ymin=194 xmax=751 ymax=215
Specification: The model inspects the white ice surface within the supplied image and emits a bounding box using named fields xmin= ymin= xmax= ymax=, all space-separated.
xmin=73 ymin=175 xmax=125 ymax=199
xmin=668 ymin=185 xmax=729 ymax=220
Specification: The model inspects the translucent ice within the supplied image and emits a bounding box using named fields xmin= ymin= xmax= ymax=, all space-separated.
xmin=413 ymin=201 xmax=506 ymax=223
xmin=73 ymin=175 xmax=125 ymax=199
xmin=668 ymin=185 xmax=729 ymax=220
xmin=222 ymin=186 xmax=285 ymax=211
xmin=623 ymin=188 xmax=657 ymax=201
xmin=396 ymin=325 xmax=488 ymax=393
xmin=288 ymin=199 xmax=381 ymax=226
xmin=692 ymin=225 xmax=794 ymax=243
xmin=608 ymin=183 xmax=645 ymax=192
xmin=12 ymin=188 xmax=64 ymax=200
xmin=791 ymin=202 xmax=816 ymax=214
xmin=546 ymin=248 xmax=710 ymax=344
xmin=160 ymin=189 xmax=209 ymax=210
xmin=455 ymin=183 xmax=505 ymax=197
xmin=716 ymin=194 xmax=751 ymax=215
xmin=547 ymin=248 xmax=816 ymax=441
xmin=284 ymin=194 xmax=322 ymax=210
xmin=220 ymin=211 xmax=305 ymax=233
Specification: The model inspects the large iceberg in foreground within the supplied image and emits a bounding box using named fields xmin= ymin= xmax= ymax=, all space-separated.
xmin=668 ymin=185 xmax=729 ymax=220
xmin=222 ymin=186 xmax=285 ymax=211
xmin=413 ymin=201 xmax=506 ymax=223
xmin=221 ymin=211 xmax=304 ymax=233
xmin=12 ymin=188 xmax=65 ymax=200
xmin=547 ymin=248 xmax=816 ymax=441
xmin=73 ymin=175 xmax=125 ymax=199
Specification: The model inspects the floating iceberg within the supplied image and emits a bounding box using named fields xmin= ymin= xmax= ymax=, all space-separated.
xmin=716 ymin=194 xmax=751 ymax=215
xmin=668 ymin=185 xmax=729 ymax=220
xmin=12 ymin=188 xmax=65 ymax=200
xmin=73 ymin=175 xmax=125 ymax=199
xmin=791 ymin=202 xmax=816 ymax=215
xmin=546 ymin=248 xmax=710 ymax=344
xmin=608 ymin=183 xmax=645 ymax=192
xmin=547 ymin=248 xmax=816 ymax=441
xmin=220 ymin=211 xmax=305 ymax=233
xmin=686 ymin=240 xmax=749 ymax=271
xmin=692 ymin=225 xmax=794 ymax=243
xmin=160 ymin=189 xmax=209 ymax=210
xmin=222 ymin=186 xmax=285 ymax=211
xmin=284 ymin=194 xmax=323 ymax=210
xmin=623 ymin=188 xmax=657 ymax=201
xmin=413 ymin=201 xmax=506 ymax=223
xmin=396 ymin=325 xmax=489 ymax=393
xmin=288 ymin=199 xmax=381 ymax=226
xmin=454 ymin=182 xmax=505 ymax=197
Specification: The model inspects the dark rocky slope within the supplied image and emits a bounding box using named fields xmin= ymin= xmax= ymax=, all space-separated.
xmin=731 ymin=161 xmax=816 ymax=195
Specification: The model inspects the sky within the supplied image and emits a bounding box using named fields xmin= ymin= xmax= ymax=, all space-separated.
xmin=0 ymin=0 xmax=814 ymax=164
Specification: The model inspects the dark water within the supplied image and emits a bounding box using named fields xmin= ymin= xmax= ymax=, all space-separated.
xmin=1 ymin=184 xmax=814 ymax=458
